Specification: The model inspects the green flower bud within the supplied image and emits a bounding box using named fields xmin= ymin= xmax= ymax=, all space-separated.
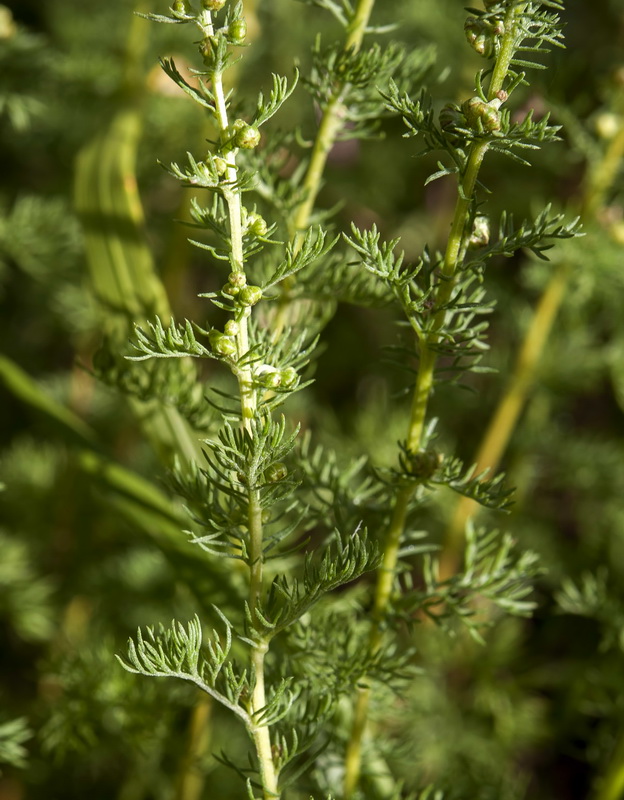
xmin=222 ymin=282 xmax=240 ymax=297
xmin=260 ymin=371 xmax=282 ymax=389
xmin=172 ymin=0 xmax=190 ymax=18
xmin=462 ymin=96 xmax=501 ymax=133
xmin=480 ymin=104 xmax=501 ymax=132
xmin=279 ymin=367 xmax=298 ymax=388
xmin=239 ymin=285 xmax=263 ymax=306
xmin=261 ymin=509 xmax=271 ymax=524
xmin=265 ymin=462 xmax=288 ymax=482
xmin=224 ymin=320 xmax=240 ymax=336
xmin=247 ymin=212 xmax=268 ymax=236
xmin=255 ymin=365 xmax=281 ymax=388
xmin=464 ymin=17 xmax=503 ymax=58
xmin=232 ymin=120 xmax=261 ymax=149
xmin=202 ymin=0 xmax=226 ymax=9
xmin=228 ymin=271 xmax=247 ymax=288
xmin=228 ymin=18 xmax=247 ymax=44
xmin=464 ymin=18 xmax=491 ymax=56
xmin=213 ymin=156 xmax=228 ymax=176
xmin=208 ymin=330 xmax=237 ymax=356
xmin=199 ymin=38 xmax=212 ymax=64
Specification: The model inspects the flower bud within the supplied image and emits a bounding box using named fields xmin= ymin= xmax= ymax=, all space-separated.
xmin=239 ymin=285 xmax=263 ymax=306
xmin=462 ymin=96 xmax=501 ymax=133
xmin=172 ymin=0 xmax=190 ymax=18
xmin=232 ymin=120 xmax=261 ymax=149
xmin=222 ymin=282 xmax=240 ymax=297
xmin=228 ymin=271 xmax=247 ymax=288
xmin=255 ymin=364 xmax=281 ymax=388
xmin=228 ymin=18 xmax=247 ymax=44
xmin=260 ymin=371 xmax=282 ymax=389
xmin=464 ymin=18 xmax=491 ymax=57
xmin=464 ymin=16 xmax=503 ymax=58
xmin=202 ymin=0 xmax=226 ymax=9
xmin=247 ymin=212 xmax=268 ymax=236
xmin=208 ymin=330 xmax=237 ymax=356
xmin=224 ymin=320 xmax=240 ymax=336
xmin=265 ymin=462 xmax=288 ymax=482
xmin=407 ymin=450 xmax=442 ymax=481
xmin=199 ymin=38 xmax=212 ymax=64
xmin=279 ymin=367 xmax=298 ymax=388
xmin=213 ymin=157 xmax=228 ymax=176
xmin=468 ymin=215 xmax=490 ymax=248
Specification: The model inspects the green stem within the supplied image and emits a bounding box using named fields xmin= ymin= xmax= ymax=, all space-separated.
xmin=440 ymin=77 xmax=624 ymax=581
xmin=207 ymin=15 xmax=277 ymax=794
xmin=272 ymin=0 xmax=377 ymax=337
xmin=440 ymin=261 xmax=569 ymax=577
xmin=175 ymin=695 xmax=213 ymax=800
xmin=343 ymin=7 xmax=527 ymax=795
xmin=488 ymin=2 xmax=527 ymax=101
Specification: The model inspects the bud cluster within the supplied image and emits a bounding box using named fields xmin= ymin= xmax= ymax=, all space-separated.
xmin=221 ymin=272 xmax=263 ymax=308
xmin=254 ymin=364 xmax=298 ymax=390
xmin=464 ymin=16 xmax=505 ymax=58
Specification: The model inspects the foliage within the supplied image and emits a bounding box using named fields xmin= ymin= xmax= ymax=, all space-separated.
xmin=1 ymin=1 xmax=623 ymax=799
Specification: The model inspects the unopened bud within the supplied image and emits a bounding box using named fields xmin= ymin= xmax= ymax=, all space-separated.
xmin=265 ymin=462 xmax=288 ymax=482
xmin=208 ymin=330 xmax=236 ymax=357
xmin=228 ymin=18 xmax=247 ymax=44
xmin=232 ymin=120 xmax=261 ymax=149
xmin=239 ymin=285 xmax=263 ymax=306
xmin=279 ymin=367 xmax=298 ymax=388
xmin=468 ymin=215 xmax=490 ymax=248
xmin=228 ymin=271 xmax=247 ymax=288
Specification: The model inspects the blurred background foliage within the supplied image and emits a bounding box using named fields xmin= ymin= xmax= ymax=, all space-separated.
xmin=1 ymin=0 xmax=624 ymax=798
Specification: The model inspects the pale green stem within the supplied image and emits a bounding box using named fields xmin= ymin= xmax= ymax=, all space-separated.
xmin=175 ymin=695 xmax=213 ymax=800
xmin=343 ymin=6 xmax=526 ymax=796
xmin=207 ymin=16 xmax=277 ymax=794
xmin=441 ymin=53 xmax=624 ymax=581
xmin=272 ymin=0 xmax=377 ymax=337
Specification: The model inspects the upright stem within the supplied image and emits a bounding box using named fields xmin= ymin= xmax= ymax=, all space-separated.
xmin=272 ymin=0 xmax=377 ymax=337
xmin=441 ymin=80 xmax=624 ymax=581
xmin=206 ymin=14 xmax=277 ymax=793
xmin=440 ymin=262 xmax=569 ymax=576
xmin=175 ymin=695 xmax=213 ymax=800
xmin=293 ymin=0 xmax=375 ymax=242
xmin=343 ymin=6 xmax=526 ymax=796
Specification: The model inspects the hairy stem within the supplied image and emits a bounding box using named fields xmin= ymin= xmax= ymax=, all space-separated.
xmin=343 ymin=6 xmax=526 ymax=795
xmin=206 ymin=14 xmax=276 ymax=794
